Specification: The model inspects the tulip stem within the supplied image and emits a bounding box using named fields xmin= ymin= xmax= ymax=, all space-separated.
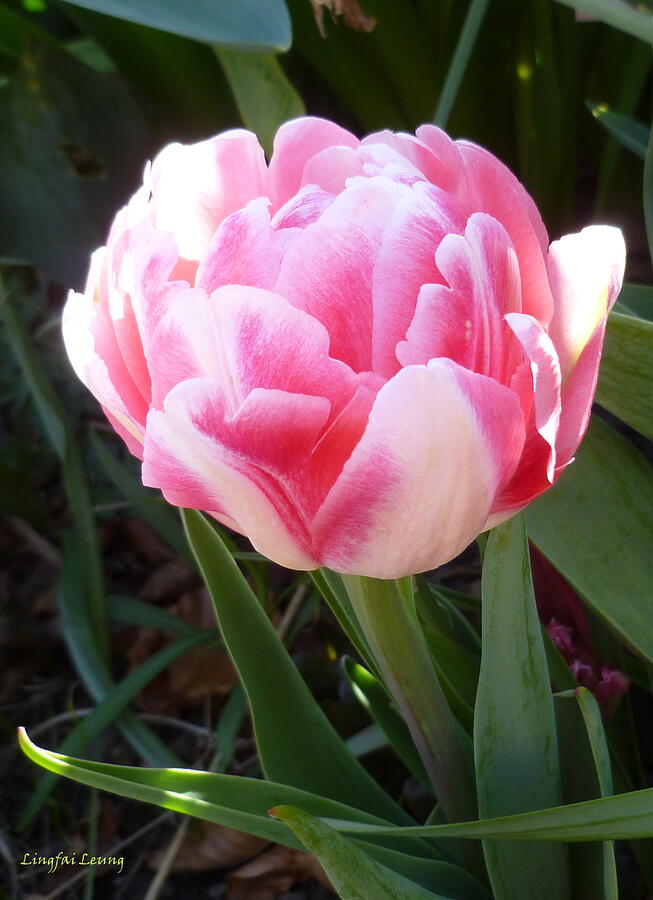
xmin=342 ymin=574 xmax=477 ymax=825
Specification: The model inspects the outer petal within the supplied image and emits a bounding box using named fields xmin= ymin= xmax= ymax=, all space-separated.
xmin=267 ymin=117 xmax=359 ymax=210
xmin=149 ymin=130 xmax=267 ymax=260
xmin=62 ymin=286 xmax=147 ymax=448
xmin=142 ymin=379 xmax=322 ymax=570
xmin=547 ymin=225 xmax=626 ymax=379
xmin=311 ymin=359 xmax=525 ymax=578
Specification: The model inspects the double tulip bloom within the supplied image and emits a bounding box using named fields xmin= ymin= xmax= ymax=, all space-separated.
xmin=63 ymin=117 xmax=625 ymax=578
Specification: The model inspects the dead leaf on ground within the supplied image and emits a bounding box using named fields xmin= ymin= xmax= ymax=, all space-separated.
xmin=226 ymin=844 xmax=334 ymax=900
xmin=123 ymin=587 xmax=237 ymax=715
xmin=139 ymin=556 xmax=199 ymax=604
xmin=310 ymin=0 xmax=376 ymax=37
xmin=147 ymin=821 xmax=268 ymax=873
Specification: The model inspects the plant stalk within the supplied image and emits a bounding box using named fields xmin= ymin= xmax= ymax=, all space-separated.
xmin=342 ymin=574 xmax=477 ymax=825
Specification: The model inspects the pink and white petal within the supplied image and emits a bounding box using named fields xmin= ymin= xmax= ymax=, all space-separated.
xmin=270 ymin=184 xmax=335 ymax=230
xmin=397 ymin=213 xmax=522 ymax=382
xmin=103 ymin=407 xmax=146 ymax=460
xmin=555 ymin=321 xmax=607 ymax=469
xmin=505 ymin=312 xmax=562 ymax=480
xmin=357 ymin=139 xmax=427 ymax=184
xmin=454 ymin=141 xmax=553 ymax=327
xmin=310 ymin=359 xmax=525 ymax=578
xmin=148 ymin=285 xmax=361 ymax=414
xmin=301 ymin=145 xmax=365 ymax=195
xmin=364 ymin=128 xmax=458 ymax=190
xmin=62 ymin=290 xmax=148 ymax=434
xmin=267 ymin=117 xmax=359 ymax=210
xmin=195 ymin=198 xmax=293 ymax=294
xmin=274 ymin=176 xmax=408 ymax=372
xmin=547 ymin=225 xmax=626 ymax=379
xmin=150 ymin=131 xmax=267 ymax=259
xmin=142 ymin=379 xmax=320 ymax=570
xmin=371 ymin=181 xmax=463 ymax=378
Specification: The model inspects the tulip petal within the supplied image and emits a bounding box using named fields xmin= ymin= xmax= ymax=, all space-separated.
xmin=274 ymin=176 xmax=408 ymax=372
xmin=150 ymin=130 xmax=267 ymax=260
xmin=195 ymin=198 xmax=293 ymax=294
xmin=547 ymin=225 xmax=626 ymax=379
xmin=505 ymin=312 xmax=562 ymax=480
xmin=397 ymin=213 xmax=522 ymax=383
xmin=143 ymin=379 xmax=324 ymax=569
xmin=62 ymin=286 xmax=148 ymax=445
xmin=268 ymin=116 xmax=359 ymax=210
xmin=311 ymin=359 xmax=525 ymax=578
xmin=371 ymin=181 xmax=463 ymax=378
xmin=147 ymin=285 xmax=364 ymax=414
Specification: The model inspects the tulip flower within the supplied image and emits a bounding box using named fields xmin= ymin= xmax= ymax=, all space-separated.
xmin=63 ymin=117 xmax=625 ymax=579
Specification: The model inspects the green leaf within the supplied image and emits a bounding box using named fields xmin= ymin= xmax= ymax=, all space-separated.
xmin=271 ymin=806 xmax=447 ymax=900
xmin=476 ymin=514 xmax=569 ymax=899
xmin=0 ymin=43 xmax=151 ymax=286
xmin=19 ymin=734 xmax=478 ymax=892
xmin=343 ymin=658 xmax=431 ymax=790
xmin=332 ymin=786 xmax=653 ymax=841
xmin=526 ymin=417 xmax=653 ymax=665
xmin=595 ymin=311 xmax=653 ymax=440
xmin=17 ymin=730 xmax=390 ymax=848
xmin=59 ymin=0 xmax=292 ymax=51
xmin=181 ymin=510 xmax=412 ymax=826
xmin=553 ymin=0 xmax=653 ymax=44
xmin=555 ymin=689 xmax=617 ymax=900
xmin=588 ymin=101 xmax=648 ymax=158
xmin=613 ymin=283 xmax=653 ymax=321
xmin=19 ymin=630 xmax=212 ymax=828
xmin=106 ymin=595 xmax=199 ymax=636
xmin=215 ymin=49 xmax=304 ymax=155
xmin=644 ymin=118 xmax=653 ymax=272
xmin=432 ymin=0 xmax=490 ymax=128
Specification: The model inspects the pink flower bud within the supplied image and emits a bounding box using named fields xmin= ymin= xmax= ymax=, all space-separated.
xmin=63 ymin=118 xmax=625 ymax=577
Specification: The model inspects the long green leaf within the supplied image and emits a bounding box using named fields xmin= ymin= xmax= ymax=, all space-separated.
xmin=476 ymin=514 xmax=569 ymax=899
xmin=432 ymin=0 xmax=490 ymax=128
xmin=18 ymin=734 xmax=477 ymax=890
xmin=644 ymin=117 xmax=653 ymax=272
xmin=343 ymin=658 xmax=431 ymax=790
xmin=272 ymin=806 xmax=446 ymax=900
xmin=331 ymin=786 xmax=653 ymax=841
xmin=59 ymin=0 xmax=292 ymax=52
xmin=215 ymin=48 xmax=304 ymax=155
xmin=555 ymin=689 xmax=617 ymax=900
xmin=588 ymin=101 xmax=648 ymax=159
xmin=18 ymin=631 xmax=212 ymax=828
xmin=554 ymin=0 xmax=653 ymax=44
xmin=526 ymin=417 xmax=653 ymax=665
xmin=595 ymin=311 xmax=653 ymax=440
xmin=181 ymin=509 xmax=412 ymax=826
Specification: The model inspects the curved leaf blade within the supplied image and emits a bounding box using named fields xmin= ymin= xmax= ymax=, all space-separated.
xmin=59 ymin=0 xmax=292 ymax=51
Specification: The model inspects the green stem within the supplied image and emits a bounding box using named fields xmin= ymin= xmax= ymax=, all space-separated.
xmin=342 ymin=574 xmax=477 ymax=825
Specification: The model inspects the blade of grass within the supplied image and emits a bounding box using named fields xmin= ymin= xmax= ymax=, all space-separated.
xmin=432 ymin=0 xmax=490 ymax=128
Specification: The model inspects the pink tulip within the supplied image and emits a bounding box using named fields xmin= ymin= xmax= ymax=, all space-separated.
xmin=63 ymin=117 xmax=625 ymax=577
